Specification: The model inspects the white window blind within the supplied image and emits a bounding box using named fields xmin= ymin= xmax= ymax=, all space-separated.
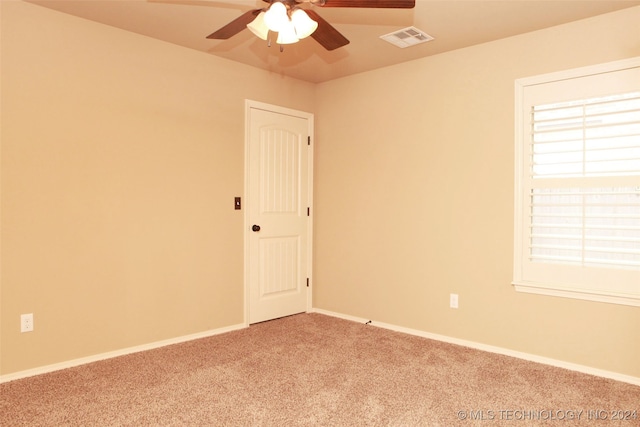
xmin=530 ymin=187 xmax=640 ymax=269
xmin=530 ymin=93 xmax=640 ymax=269
xmin=514 ymin=58 xmax=640 ymax=306
xmin=531 ymin=92 xmax=640 ymax=179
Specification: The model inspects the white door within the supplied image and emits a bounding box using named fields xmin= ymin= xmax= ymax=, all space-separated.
xmin=245 ymin=101 xmax=313 ymax=324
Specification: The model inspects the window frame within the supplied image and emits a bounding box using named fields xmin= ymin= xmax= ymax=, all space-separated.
xmin=513 ymin=57 xmax=640 ymax=307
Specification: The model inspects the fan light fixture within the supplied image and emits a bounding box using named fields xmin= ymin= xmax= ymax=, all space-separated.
xmin=246 ymin=1 xmax=318 ymax=46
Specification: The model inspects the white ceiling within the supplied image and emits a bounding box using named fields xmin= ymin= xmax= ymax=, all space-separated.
xmin=26 ymin=0 xmax=640 ymax=83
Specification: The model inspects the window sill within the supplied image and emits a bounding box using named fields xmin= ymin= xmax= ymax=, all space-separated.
xmin=512 ymin=281 xmax=640 ymax=307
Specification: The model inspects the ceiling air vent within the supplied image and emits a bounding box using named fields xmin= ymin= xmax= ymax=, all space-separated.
xmin=380 ymin=27 xmax=434 ymax=48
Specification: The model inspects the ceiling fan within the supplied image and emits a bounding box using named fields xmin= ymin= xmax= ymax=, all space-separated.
xmin=206 ymin=0 xmax=416 ymax=51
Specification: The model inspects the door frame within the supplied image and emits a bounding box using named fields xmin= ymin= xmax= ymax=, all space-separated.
xmin=243 ymin=100 xmax=314 ymax=326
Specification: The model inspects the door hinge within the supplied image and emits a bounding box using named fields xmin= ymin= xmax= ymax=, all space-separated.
xmin=306 ymin=278 xmax=310 ymax=287
xmin=307 ymin=136 xmax=311 ymax=146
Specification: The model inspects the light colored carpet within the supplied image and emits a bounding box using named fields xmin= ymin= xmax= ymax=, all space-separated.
xmin=1 ymin=313 xmax=639 ymax=426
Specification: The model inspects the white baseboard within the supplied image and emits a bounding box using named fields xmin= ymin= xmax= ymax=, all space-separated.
xmin=0 ymin=323 xmax=247 ymax=384
xmin=4 ymin=311 xmax=638 ymax=387
xmin=311 ymin=308 xmax=640 ymax=387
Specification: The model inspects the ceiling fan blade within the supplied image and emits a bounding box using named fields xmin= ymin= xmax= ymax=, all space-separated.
xmin=318 ymin=0 xmax=415 ymax=8
xmin=305 ymin=10 xmax=350 ymax=51
xmin=206 ymin=9 xmax=261 ymax=39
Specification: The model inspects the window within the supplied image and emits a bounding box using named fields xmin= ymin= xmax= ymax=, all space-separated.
xmin=514 ymin=58 xmax=640 ymax=306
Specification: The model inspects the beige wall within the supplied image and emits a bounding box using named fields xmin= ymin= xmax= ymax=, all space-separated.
xmin=313 ymin=7 xmax=640 ymax=378
xmin=0 ymin=1 xmax=314 ymax=375
xmin=2 ymin=1 xmax=639 ymax=380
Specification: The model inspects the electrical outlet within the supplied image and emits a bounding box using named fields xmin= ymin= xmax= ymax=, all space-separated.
xmin=21 ymin=313 xmax=34 ymax=333
xmin=450 ymin=294 xmax=459 ymax=309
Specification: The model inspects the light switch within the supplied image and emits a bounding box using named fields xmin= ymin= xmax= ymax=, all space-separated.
xmin=234 ymin=197 xmax=241 ymax=210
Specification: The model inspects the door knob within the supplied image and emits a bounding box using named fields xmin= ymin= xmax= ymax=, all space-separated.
xmin=252 ymin=224 xmax=261 ymax=232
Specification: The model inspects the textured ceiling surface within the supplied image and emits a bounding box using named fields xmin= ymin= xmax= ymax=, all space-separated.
xmin=26 ymin=0 xmax=640 ymax=83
